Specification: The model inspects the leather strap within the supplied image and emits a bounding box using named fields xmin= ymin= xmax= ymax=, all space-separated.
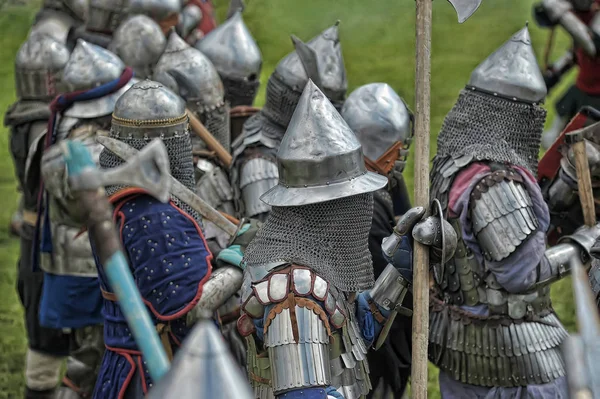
xmin=22 ymin=210 xmax=38 ymax=227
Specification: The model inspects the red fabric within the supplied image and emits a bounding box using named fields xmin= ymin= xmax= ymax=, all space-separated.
xmin=188 ymin=0 xmax=218 ymax=35
xmin=575 ymin=3 xmax=600 ymax=94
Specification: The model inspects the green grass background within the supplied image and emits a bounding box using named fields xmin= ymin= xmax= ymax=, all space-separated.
xmin=0 ymin=0 xmax=580 ymax=397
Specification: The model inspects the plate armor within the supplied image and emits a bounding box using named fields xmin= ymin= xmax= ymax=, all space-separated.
xmin=239 ymin=81 xmax=407 ymax=399
xmin=429 ymin=26 xmax=600 ymax=395
xmin=230 ymin=22 xmax=347 ymax=220
xmin=153 ymin=31 xmax=230 ymax=152
xmin=195 ymin=11 xmax=262 ymax=107
xmin=108 ymin=15 xmax=166 ymax=79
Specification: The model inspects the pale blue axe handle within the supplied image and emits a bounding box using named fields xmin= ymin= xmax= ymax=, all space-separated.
xmin=62 ymin=140 xmax=170 ymax=382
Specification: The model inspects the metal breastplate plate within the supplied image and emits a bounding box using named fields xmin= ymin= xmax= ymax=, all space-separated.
xmin=240 ymin=264 xmax=371 ymax=398
xmin=430 ymin=218 xmax=568 ymax=387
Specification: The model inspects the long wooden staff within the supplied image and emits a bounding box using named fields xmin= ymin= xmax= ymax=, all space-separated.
xmin=412 ymin=1 xmax=433 ymax=397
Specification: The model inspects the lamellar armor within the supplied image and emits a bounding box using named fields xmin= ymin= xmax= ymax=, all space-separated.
xmin=231 ymin=22 xmax=347 ymax=221
xmin=108 ymin=15 xmax=166 ymax=79
xmin=342 ymin=83 xmax=413 ymax=216
xmin=239 ymin=80 xmax=422 ymax=399
xmin=429 ymin=26 xmax=600 ymax=393
xmin=195 ymin=11 xmax=262 ymax=107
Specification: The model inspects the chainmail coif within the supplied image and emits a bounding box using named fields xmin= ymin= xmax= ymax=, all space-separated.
xmin=436 ymin=89 xmax=546 ymax=175
xmin=99 ymin=131 xmax=204 ymax=227
xmin=243 ymin=193 xmax=375 ymax=292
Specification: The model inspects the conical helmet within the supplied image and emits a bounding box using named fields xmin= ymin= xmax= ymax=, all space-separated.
xmin=146 ymin=317 xmax=253 ymax=399
xmin=62 ymin=39 xmax=134 ymax=118
xmin=153 ymin=31 xmax=230 ymax=150
xmin=177 ymin=3 xmax=202 ymax=39
xmin=15 ymin=33 xmax=70 ymax=101
xmin=262 ymin=21 xmax=347 ymax=127
xmin=128 ymin=0 xmax=182 ymax=33
xmin=195 ymin=10 xmax=262 ymax=107
xmin=261 ymin=80 xmax=387 ymax=207
xmin=342 ymin=83 xmax=412 ymax=161
xmin=468 ymin=25 xmax=546 ymax=103
xmin=109 ymin=15 xmax=166 ymax=79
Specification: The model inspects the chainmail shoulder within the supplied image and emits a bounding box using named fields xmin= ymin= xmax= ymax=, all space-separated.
xmin=99 ymin=131 xmax=204 ymax=227
xmin=243 ymin=193 xmax=375 ymax=292
xmin=222 ymin=75 xmax=260 ymax=108
xmin=436 ymin=89 xmax=546 ymax=176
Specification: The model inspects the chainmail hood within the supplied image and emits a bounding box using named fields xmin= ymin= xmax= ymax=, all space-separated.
xmin=435 ymin=88 xmax=546 ymax=175
xmin=243 ymin=193 xmax=375 ymax=292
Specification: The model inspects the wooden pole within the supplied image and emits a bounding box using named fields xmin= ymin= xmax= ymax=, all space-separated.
xmin=186 ymin=109 xmax=233 ymax=167
xmin=572 ymin=140 xmax=597 ymax=227
xmin=412 ymin=0 xmax=433 ymax=397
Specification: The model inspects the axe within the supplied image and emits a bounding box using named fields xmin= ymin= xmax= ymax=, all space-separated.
xmin=59 ymin=139 xmax=172 ymax=383
xmin=566 ymin=123 xmax=600 ymax=227
xmin=97 ymin=135 xmax=238 ymax=237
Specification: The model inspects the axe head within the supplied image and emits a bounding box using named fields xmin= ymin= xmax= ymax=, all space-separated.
xmin=69 ymin=139 xmax=172 ymax=203
xmin=447 ymin=0 xmax=483 ymax=23
xmin=566 ymin=121 xmax=600 ymax=145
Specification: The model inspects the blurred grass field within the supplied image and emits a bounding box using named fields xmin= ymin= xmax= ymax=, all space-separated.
xmin=0 ymin=0 xmax=581 ymax=397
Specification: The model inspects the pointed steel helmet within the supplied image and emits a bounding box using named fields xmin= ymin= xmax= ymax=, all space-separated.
xmin=146 ymin=317 xmax=253 ymax=399
xmin=177 ymin=3 xmax=202 ymax=39
xmin=468 ymin=25 xmax=547 ymax=103
xmin=111 ymin=79 xmax=188 ymax=139
xmin=261 ymin=80 xmax=387 ymax=207
xmin=15 ymin=33 xmax=70 ymax=101
xmin=109 ymin=15 xmax=166 ymax=79
xmin=153 ymin=31 xmax=225 ymax=113
xmin=62 ymin=39 xmax=135 ymax=118
xmin=274 ymin=21 xmax=347 ymax=104
xmin=341 ymin=83 xmax=412 ymax=161
xmin=195 ymin=11 xmax=262 ymax=85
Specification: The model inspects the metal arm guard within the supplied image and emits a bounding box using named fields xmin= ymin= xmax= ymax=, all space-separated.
xmin=534 ymin=224 xmax=600 ymax=289
xmin=239 ymin=157 xmax=279 ymax=219
xmin=186 ymin=266 xmax=243 ymax=325
xmin=369 ymin=264 xmax=411 ymax=350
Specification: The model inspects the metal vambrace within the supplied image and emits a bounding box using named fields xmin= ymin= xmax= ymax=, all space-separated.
xmin=370 ymin=264 xmax=412 ymax=350
xmin=535 ymin=224 xmax=600 ymax=289
xmin=186 ymin=266 xmax=243 ymax=325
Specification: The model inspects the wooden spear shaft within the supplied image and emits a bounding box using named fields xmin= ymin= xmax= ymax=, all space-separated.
xmin=412 ymin=0 xmax=433 ymax=397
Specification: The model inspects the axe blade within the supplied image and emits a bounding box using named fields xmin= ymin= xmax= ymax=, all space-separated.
xmin=447 ymin=0 xmax=483 ymax=23
xmin=99 ymin=139 xmax=172 ymax=203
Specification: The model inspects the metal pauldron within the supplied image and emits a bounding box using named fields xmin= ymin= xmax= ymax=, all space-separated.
xmin=370 ymin=264 xmax=410 ymax=312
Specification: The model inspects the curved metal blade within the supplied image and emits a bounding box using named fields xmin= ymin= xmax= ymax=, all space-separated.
xmin=447 ymin=0 xmax=483 ymax=23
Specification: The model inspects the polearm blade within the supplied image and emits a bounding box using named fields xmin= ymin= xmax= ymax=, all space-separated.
xmin=412 ymin=1 xmax=483 ymax=397
xmin=97 ymin=135 xmax=238 ymax=237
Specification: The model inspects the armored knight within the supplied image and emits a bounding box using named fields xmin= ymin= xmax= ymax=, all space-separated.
xmin=108 ymin=15 xmax=166 ymax=79
xmin=541 ymin=119 xmax=600 ymax=243
xmin=534 ymin=0 xmax=600 ymax=148
xmin=36 ymin=39 xmax=136 ymax=399
xmin=238 ymin=80 xmax=443 ymax=399
xmin=91 ymin=79 xmax=251 ymax=398
xmin=230 ymin=22 xmax=347 ymax=221
xmin=76 ymin=0 xmax=181 ymax=48
xmin=4 ymin=33 xmax=71 ymax=399
xmin=341 ymin=83 xmax=413 ymax=399
xmin=429 ymin=25 xmax=600 ymax=397
xmin=153 ymin=31 xmax=233 ymax=252
xmin=195 ymin=10 xmax=262 ymax=108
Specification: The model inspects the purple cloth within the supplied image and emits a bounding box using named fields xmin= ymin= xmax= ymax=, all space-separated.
xmin=450 ymin=163 xmax=551 ymax=295
xmin=439 ymin=371 xmax=568 ymax=399
xmin=439 ymin=163 xmax=567 ymax=397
